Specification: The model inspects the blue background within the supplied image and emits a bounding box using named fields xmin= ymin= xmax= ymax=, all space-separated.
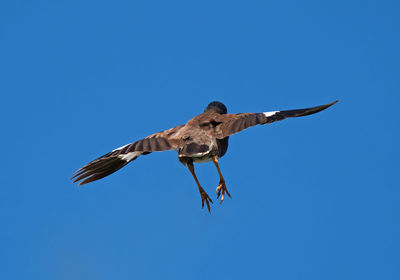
xmin=1 ymin=0 xmax=399 ymax=279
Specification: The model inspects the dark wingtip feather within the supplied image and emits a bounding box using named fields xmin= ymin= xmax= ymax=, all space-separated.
xmin=71 ymin=156 xmax=132 ymax=186
xmin=309 ymin=99 xmax=339 ymax=114
xmin=77 ymin=160 xmax=129 ymax=186
xmin=328 ymin=100 xmax=339 ymax=107
xmin=291 ymin=100 xmax=339 ymax=117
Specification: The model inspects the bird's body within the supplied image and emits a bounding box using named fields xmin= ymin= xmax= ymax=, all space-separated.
xmin=72 ymin=100 xmax=338 ymax=211
xmin=177 ymin=110 xmax=230 ymax=165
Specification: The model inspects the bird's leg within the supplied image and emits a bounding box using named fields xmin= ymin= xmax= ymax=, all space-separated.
xmin=187 ymin=162 xmax=213 ymax=212
xmin=212 ymin=155 xmax=231 ymax=204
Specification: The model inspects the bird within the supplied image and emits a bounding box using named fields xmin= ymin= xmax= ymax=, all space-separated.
xmin=72 ymin=100 xmax=338 ymax=212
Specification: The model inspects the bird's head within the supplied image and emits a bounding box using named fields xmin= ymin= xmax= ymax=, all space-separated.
xmin=204 ymin=101 xmax=227 ymax=114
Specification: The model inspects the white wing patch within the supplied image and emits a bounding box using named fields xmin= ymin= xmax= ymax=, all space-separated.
xmin=118 ymin=151 xmax=142 ymax=162
xmin=112 ymin=144 xmax=142 ymax=161
xmin=112 ymin=144 xmax=129 ymax=152
xmin=263 ymin=111 xmax=279 ymax=117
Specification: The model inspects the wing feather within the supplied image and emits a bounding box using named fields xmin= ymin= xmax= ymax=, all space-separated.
xmin=71 ymin=125 xmax=184 ymax=186
xmin=214 ymin=101 xmax=338 ymax=138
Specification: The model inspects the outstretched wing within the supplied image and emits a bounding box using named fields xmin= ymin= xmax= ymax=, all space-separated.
xmin=71 ymin=125 xmax=184 ymax=186
xmin=214 ymin=100 xmax=338 ymax=139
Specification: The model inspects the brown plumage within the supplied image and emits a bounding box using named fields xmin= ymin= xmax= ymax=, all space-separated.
xmin=72 ymin=100 xmax=338 ymax=212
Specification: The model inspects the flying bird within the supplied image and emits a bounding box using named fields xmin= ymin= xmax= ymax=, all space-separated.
xmin=72 ymin=100 xmax=338 ymax=212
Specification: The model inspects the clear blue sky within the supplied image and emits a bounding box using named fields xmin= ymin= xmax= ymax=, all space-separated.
xmin=1 ymin=1 xmax=399 ymax=279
